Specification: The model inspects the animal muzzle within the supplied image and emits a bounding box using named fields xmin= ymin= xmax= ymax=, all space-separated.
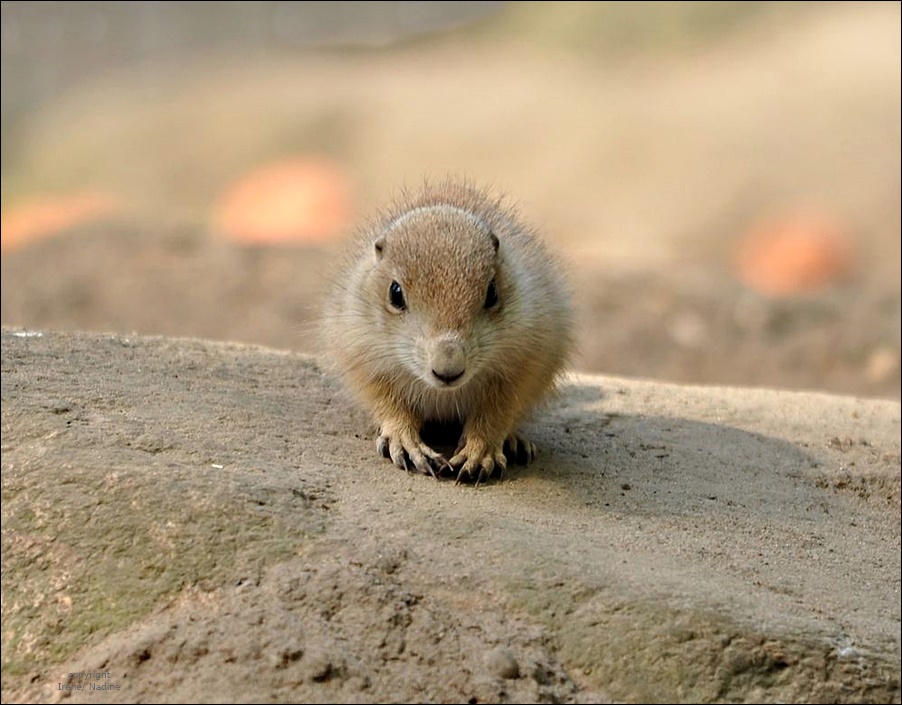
xmin=428 ymin=335 xmax=467 ymax=387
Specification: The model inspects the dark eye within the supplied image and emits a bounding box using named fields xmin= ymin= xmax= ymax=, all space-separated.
xmin=389 ymin=280 xmax=406 ymax=311
xmin=484 ymin=279 xmax=499 ymax=309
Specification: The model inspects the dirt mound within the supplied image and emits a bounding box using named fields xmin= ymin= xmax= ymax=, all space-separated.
xmin=2 ymin=329 xmax=899 ymax=702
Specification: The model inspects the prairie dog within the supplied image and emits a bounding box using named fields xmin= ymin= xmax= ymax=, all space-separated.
xmin=322 ymin=180 xmax=573 ymax=484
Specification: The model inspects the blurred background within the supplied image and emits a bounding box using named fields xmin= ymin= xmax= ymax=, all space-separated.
xmin=1 ymin=1 xmax=899 ymax=399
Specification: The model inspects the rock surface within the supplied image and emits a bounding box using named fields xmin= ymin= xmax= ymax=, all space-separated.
xmin=1 ymin=328 xmax=899 ymax=703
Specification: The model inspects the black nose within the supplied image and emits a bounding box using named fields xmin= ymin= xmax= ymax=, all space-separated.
xmin=432 ymin=369 xmax=464 ymax=385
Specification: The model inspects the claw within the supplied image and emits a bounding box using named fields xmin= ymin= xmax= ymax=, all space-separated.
xmin=412 ymin=451 xmax=438 ymax=478
xmin=427 ymin=455 xmax=451 ymax=480
xmin=434 ymin=455 xmax=454 ymax=478
xmin=388 ymin=442 xmax=408 ymax=472
xmin=504 ymin=432 xmax=536 ymax=466
xmin=410 ymin=446 xmax=451 ymax=479
xmin=375 ymin=424 xmax=450 ymax=479
xmin=454 ymin=457 xmax=496 ymax=486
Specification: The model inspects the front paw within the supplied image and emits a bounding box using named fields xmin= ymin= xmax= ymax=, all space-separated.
xmin=449 ymin=437 xmax=507 ymax=486
xmin=376 ymin=423 xmax=449 ymax=478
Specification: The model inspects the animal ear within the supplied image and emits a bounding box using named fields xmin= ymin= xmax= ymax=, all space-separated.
xmin=374 ymin=237 xmax=385 ymax=259
xmin=490 ymin=232 xmax=499 ymax=254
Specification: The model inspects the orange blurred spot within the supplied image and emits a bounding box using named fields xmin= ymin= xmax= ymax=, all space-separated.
xmin=1 ymin=191 xmax=118 ymax=253
xmin=734 ymin=213 xmax=853 ymax=297
xmin=215 ymin=158 xmax=353 ymax=245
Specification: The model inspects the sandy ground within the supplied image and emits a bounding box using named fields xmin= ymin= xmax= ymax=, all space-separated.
xmin=1 ymin=328 xmax=899 ymax=703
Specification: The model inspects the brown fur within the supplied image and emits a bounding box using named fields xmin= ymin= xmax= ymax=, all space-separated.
xmin=321 ymin=179 xmax=573 ymax=483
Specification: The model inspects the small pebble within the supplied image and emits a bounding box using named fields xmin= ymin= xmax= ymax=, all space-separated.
xmin=304 ymin=653 xmax=334 ymax=682
xmin=270 ymin=640 xmax=304 ymax=669
xmin=484 ymin=647 xmax=519 ymax=679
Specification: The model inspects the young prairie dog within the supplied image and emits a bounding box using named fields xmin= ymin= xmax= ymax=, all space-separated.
xmin=323 ymin=180 xmax=573 ymax=484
